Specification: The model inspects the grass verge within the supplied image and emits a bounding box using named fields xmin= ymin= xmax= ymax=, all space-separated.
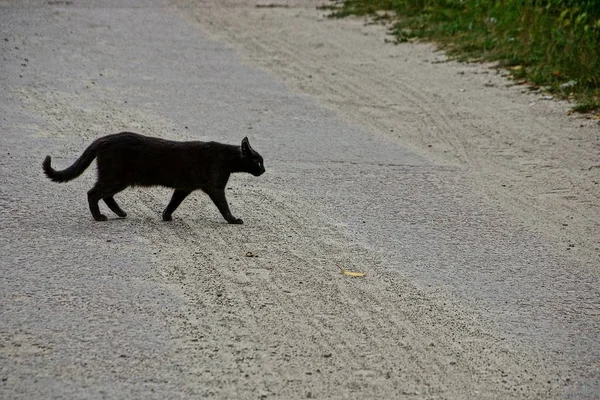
xmin=321 ymin=0 xmax=600 ymax=112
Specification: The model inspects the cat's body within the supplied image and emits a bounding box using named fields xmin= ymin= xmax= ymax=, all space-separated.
xmin=43 ymin=132 xmax=265 ymax=223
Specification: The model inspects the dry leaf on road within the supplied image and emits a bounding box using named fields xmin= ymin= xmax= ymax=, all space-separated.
xmin=337 ymin=265 xmax=366 ymax=277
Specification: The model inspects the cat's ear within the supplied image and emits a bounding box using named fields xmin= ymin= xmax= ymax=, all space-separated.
xmin=241 ymin=137 xmax=253 ymax=156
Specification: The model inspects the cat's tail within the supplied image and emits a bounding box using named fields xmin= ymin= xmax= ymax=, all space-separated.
xmin=43 ymin=140 xmax=99 ymax=183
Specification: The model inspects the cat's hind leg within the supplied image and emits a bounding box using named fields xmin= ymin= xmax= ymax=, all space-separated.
xmin=87 ymin=183 xmax=126 ymax=221
xmin=104 ymin=196 xmax=127 ymax=218
xmin=162 ymin=189 xmax=191 ymax=221
xmin=87 ymin=184 xmax=108 ymax=221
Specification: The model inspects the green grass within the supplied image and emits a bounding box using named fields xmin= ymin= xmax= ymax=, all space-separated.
xmin=321 ymin=0 xmax=600 ymax=112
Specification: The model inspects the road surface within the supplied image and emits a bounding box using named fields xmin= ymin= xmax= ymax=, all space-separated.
xmin=1 ymin=0 xmax=598 ymax=399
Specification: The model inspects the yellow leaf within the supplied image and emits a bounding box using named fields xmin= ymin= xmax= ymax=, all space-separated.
xmin=338 ymin=267 xmax=365 ymax=277
xmin=336 ymin=264 xmax=366 ymax=277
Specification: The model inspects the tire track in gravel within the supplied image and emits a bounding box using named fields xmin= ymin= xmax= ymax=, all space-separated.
xmin=116 ymin=174 xmax=548 ymax=395
xmin=136 ymin=188 xmax=368 ymax=366
xmin=130 ymin=188 xmax=375 ymax=394
xmin=245 ymin=188 xmax=438 ymax=383
xmin=130 ymin=178 xmax=561 ymax=397
xmin=252 ymin=187 xmax=561 ymax=398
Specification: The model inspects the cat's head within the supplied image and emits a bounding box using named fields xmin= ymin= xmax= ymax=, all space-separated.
xmin=241 ymin=137 xmax=265 ymax=176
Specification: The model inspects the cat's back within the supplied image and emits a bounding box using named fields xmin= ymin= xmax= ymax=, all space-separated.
xmin=97 ymin=132 xmax=195 ymax=158
xmin=195 ymin=140 xmax=239 ymax=155
xmin=96 ymin=132 xmax=235 ymax=160
xmin=98 ymin=132 xmax=173 ymax=148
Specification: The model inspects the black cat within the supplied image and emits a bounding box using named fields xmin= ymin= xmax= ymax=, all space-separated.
xmin=42 ymin=132 xmax=265 ymax=223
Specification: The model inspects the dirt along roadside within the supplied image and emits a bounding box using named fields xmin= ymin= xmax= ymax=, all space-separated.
xmin=0 ymin=0 xmax=598 ymax=399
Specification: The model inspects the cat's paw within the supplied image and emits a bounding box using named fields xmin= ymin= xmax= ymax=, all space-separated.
xmin=162 ymin=212 xmax=173 ymax=221
xmin=116 ymin=211 xmax=127 ymax=218
xmin=229 ymin=218 xmax=243 ymax=225
xmin=94 ymin=214 xmax=108 ymax=221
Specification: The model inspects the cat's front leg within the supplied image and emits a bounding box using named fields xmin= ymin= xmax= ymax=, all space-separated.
xmin=207 ymin=189 xmax=243 ymax=224
xmin=163 ymin=189 xmax=192 ymax=221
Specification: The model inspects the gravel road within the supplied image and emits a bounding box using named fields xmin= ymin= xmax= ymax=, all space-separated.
xmin=1 ymin=1 xmax=598 ymax=399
